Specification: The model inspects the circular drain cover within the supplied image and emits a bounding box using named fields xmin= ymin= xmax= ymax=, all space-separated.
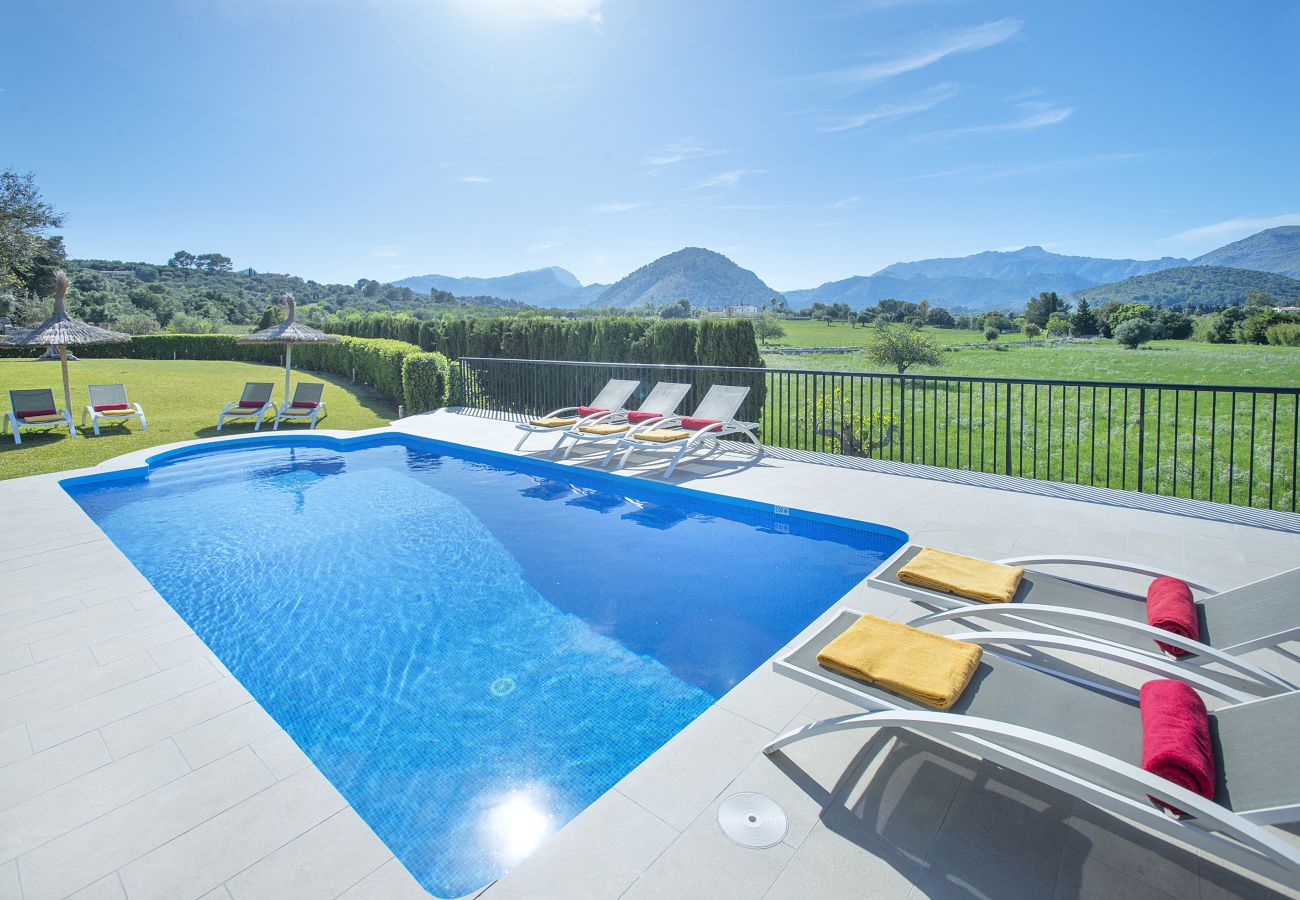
xmin=717 ymin=792 xmax=787 ymax=849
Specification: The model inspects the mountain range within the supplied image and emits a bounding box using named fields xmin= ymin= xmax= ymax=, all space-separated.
xmin=388 ymin=226 xmax=1300 ymax=312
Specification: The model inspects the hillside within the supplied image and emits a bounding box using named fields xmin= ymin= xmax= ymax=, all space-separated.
xmin=1191 ymin=226 xmax=1300 ymax=278
xmin=875 ymin=245 xmax=1187 ymax=284
xmin=1071 ymin=265 xmax=1300 ymax=307
xmin=391 ymin=266 xmax=605 ymax=306
xmin=785 ymin=271 xmax=1098 ymax=311
xmin=595 ymin=247 xmax=784 ymax=309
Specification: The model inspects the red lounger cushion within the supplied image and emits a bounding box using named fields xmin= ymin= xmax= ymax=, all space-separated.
xmin=1140 ymin=679 xmax=1216 ymax=814
xmin=237 ymin=401 xmax=265 ymax=409
xmin=577 ymin=406 xmax=607 ymax=417
xmin=290 ymin=401 xmax=318 ymax=409
xmin=19 ymin=408 xmax=57 ymax=418
xmin=681 ymin=417 xmax=722 ymax=432
xmin=627 ymin=411 xmax=661 ymax=425
xmin=1147 ymin=577 xmax=1199 ymax=658
xmin=94 ymin=403 xmax=130 ymax=412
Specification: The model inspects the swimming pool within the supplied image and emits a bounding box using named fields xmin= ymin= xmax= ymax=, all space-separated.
xmin=64 ymin=435 xmax=905 ymax=897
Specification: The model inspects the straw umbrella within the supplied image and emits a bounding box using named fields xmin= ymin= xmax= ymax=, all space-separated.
xmin=237 ymin=293 xmax=339 ymax=404
xmin=2 ymin=271 xmax=129 ymax=414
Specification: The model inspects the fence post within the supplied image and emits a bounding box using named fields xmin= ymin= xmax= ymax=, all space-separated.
xmin=1004 ymin=381 xmax=1012 ymax=475
xmin=1136 ymin=388 xmax=1146 ymax=493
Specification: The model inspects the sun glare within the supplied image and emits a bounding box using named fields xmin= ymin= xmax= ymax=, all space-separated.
xmin=449 ymin=0 xmax=602 ymax=25
xmin=480 ymin=789 xmax=558 ymax=866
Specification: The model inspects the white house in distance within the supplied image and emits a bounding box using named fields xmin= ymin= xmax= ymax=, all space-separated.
xmin=720 ymin=304 xmax=759 ymax=318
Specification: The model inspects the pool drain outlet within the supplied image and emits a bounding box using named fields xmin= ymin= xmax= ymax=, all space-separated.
xmin=717 ymin=792 xmax=787 ymax=849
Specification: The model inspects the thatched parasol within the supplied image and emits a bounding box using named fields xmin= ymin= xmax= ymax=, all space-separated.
xmin=2 ymin=271 xmax=129 ymax=414
xmin=237 ymin=293 xmax=339 ymax=404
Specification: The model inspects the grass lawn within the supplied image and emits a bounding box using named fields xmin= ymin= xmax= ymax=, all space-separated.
xmin=764 ymin=338 xmax=1300 ymax=388
xmin=764 ymin=319 xmax=986 ymax=349
xmin=0 ymin=358 xmax=397 ymax=481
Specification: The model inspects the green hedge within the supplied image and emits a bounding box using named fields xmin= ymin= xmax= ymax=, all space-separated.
xmin=402 ymin=352 xmax=453 ymax=414
xmin=324 ymin=314 xmax=764 ymax=368
xmin=0 ymin=334 xmax=453 ymax=412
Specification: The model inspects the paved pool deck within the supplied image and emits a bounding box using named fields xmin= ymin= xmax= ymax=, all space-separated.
xmin=0 ymin=407 xmax=1297 ymax=899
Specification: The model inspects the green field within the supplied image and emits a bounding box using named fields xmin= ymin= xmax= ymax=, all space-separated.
xmin=0 ymin=358 xmax=396 ymax=481
xmin=765 ymin=319 xmax=987 ymax=349
xmin=765 ymin=324 xmax=1300 ymax=388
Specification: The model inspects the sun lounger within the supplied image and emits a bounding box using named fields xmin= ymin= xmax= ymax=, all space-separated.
xmin=513 ymin=378 xmax=639 ymax=450
xmin=273 ymin=382 xmax=327 ymax=430
xmin=869 ymin=545 xmax=1298 ymax=697
xmin=3 ymin=389 xmax=76 ymax=444
xmin=766 ymin=609 xmax=1300 ymax=888
xmin=81 ymin=384 xmax=147 ymax=436
xmin=605 ymin=384 xmax=762 ymax=477
xmin=217 ymin=382 xmax=277 ymax=431
xmin=551 ymin=381 xmax=692 ymax=459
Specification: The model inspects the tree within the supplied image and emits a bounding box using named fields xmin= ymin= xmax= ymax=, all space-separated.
xmin=984 ymin=327 xmax=999 ymax=342
xmin=0 ymin=169 xmax=66 ymax=294
xmin=925 ymin=307 xmax=955 ymax=328
xmin=981 ymin=311 xmax=1013 ymax=333
xmin=257 ymin=303 xmax=287 ymax=329
xmin=1113 ymin=318 xmax=1154 ymax=349
xmin=1045 ymin=314 xmax=1071 ymax=337
xmin=863 ymin=324 xmax=943 ymax=374
xmin=1022 ymin=323 xmax=1041 ymax=338
xmin=195 ymin=253 xmax=233 ymax=273
xmin=753 ymin=313 xmax=786 ymax=345
xmin=1024 ymin=291 xmax=1068 ymax=327
xmin=1156 ymin=308 xmax=1193 ymax=340
xmin=167 ymin=251 xmax=196 ymax=269
xmin=1071 ymin=299 xmax=1099 ymax=336
xmin=659 ymin=297 xmax=691 ymax=319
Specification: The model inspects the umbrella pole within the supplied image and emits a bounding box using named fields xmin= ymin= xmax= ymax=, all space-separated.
xmin=58 ymin=345 xmax=72 ymax=415
xmin=284 ymin=344 xmax=293 ymax=404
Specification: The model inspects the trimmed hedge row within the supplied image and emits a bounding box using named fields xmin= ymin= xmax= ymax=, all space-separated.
xmin=324 ymin=314 xmax=764 ymax=368
xmin=0 ymin=334 xmax=453 ymax=413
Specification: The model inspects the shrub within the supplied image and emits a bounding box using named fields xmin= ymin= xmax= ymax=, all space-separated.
xmin=1022 ymin=323 xmax=1041 ymax=339
xmin=1266 ymin=323 xmax=1300 ymax=346
xmin=401 ymin=351 xmax=452 ymax=413
xmin=1113 ymin=318 xmax=1154 ymax=349
xmin=984 ymin=327 xmax=999 ymax=341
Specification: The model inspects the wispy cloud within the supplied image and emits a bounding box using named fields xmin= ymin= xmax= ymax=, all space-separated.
xmin=807 ymin=18 xmax=1022 ymax=87
xmin=819 ymin=83 xmax=958 ymax=133
xmin=911 ymin=106 xmax=1072 ymax=141
xmin=527 ymin=227 xmax=568 ymax=254
xmin=692 ymin=168 xmax=764 ymax=190
xmin=585 ymin=201 xmax=649 ymax=214
xmin=1170 ymin=213 xmax=1300 ymax=243
xmin=643 ymin=141 xmax=724 ymax=168
xmin=902 ymin=151 xmax=1150 ymax=184
xmin=458 ymin=175 xmax=493 ymax=183
xmin=828 ymin=195 xmax=862 ymax=209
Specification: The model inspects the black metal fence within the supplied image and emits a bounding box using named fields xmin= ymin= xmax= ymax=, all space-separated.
xmin=455 ymin=357 xmax=1300 ymax=512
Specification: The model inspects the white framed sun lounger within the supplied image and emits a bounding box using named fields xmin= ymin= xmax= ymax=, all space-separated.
xmin=81 ymin=383 xmax=147 ymax=436
xmin=551 ymin=381 xmax=693 ymax=459
xmin=273 ymin=382 xmax=327 ymax=430
xmin=605 ymin=384 xmax=761 ymax=477
xmin=766 ymin=609 xmax=1300 ymax=889
xmin=869 ymin=544 xmax=1298 ymax=697
xmin=513 ymin=378 xmax=639 ymax=450
xmin=3 ymin=388 xmax=76 ymax=444
xmin=217 ymin=382 xmax=278 ymax=431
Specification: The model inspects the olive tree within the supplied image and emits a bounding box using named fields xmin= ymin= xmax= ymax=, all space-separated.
xmin=863 ymin=324 xmax=944 ymax=374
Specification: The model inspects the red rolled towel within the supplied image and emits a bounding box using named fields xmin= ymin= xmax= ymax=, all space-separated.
xmin=290 ymin=401 xmax=318 ymax=409
xmin=627 ymin=410 xmax=662 ymax=425
xmin=1140 ymin=679 xmax=1216 ymax=815
xmin=577 ymin=406 xmax=607 ymax=417
xmin=1147 ymin=577 xmax=1199 ymax=658
xmin=19 ymin=408 xmax=57 ymax=418
xmin=94 ymin=403 xmax=130 ymax=412
xmin=237 ymin=401 xmax=265 ymax=409
xmin=681 ymin=417 xmax=722 ymax=432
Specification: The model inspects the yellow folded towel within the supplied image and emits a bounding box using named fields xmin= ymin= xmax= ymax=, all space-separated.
xmin=17 ymin=414 xmax=65 ymax=424
xmin=579 ymin=423 xmax=630 ymax=435
xmin=897 ymin=547 xmax=1024 ymax=604
xmin=633 ymin=428 xmax=690 ymax=443
xmin=527 ymin=416 xmax=577 ymax=428
xmin=817 ymin=614 xmax=982 ymax=710
xmin=94 ymin=409 xmax=135 ymax=417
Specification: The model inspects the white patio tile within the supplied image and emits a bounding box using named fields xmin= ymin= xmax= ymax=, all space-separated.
xmin=0 ymin=726 xmax=29 ymax=768
xmin=118 ymin=765 xmax=348 ymax=900
xmin=28 ymin=604 xmax=177 ymax=663
xmin=338 ymin=857 xmax=431 ymax=900
xmin=0 ymin=730 xmax=110 ymax=811
xmin=26 ymin=656 xmax=219 ymax=752
xmin=250 ymin=731 xmax=314 ymax=781
xmin=224 ymin=809 xmax=394 ymax=900
xmin=148 ymin=633 xmax=219 ymax=670
xmin=99 ymin=676 xmax=252 ymax=760
xmin=173 ymin=700 xmax=281 ymax=770
xmin=89 ymin=618 xmax=193 ymax=665
xmin=0 ymin=648 xmax=98 ymax=702
xmin=0 ymin=597 xmax=136 ymax=653
xmin=0 ymin=739 xmax=190 ymax=864
xmin=0 ymin=652 xmax=159 ymax=735
xmin=65 ymin=873 xmax=128 ymax=900
xmin=15 ymin=746 xmax=273 ymax=899
xmin=0 ymin=860 xmax=17 ymax=900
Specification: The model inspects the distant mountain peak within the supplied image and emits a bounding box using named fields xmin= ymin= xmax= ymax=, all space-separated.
xmin=1191 ymin=226 xmax=1300 ymax=278
xmin=596 ymin=247 xmax=783 ymax=309
xmin=390 ymin=266 xmax=602 ymax=306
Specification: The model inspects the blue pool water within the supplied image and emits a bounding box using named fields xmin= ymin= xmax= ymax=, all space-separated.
xmin=64 ymin=436 xmax=904 ymax=897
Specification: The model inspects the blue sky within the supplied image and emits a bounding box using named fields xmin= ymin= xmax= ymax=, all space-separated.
xmin=5 ymin=0 xmax=1299 ymax=291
